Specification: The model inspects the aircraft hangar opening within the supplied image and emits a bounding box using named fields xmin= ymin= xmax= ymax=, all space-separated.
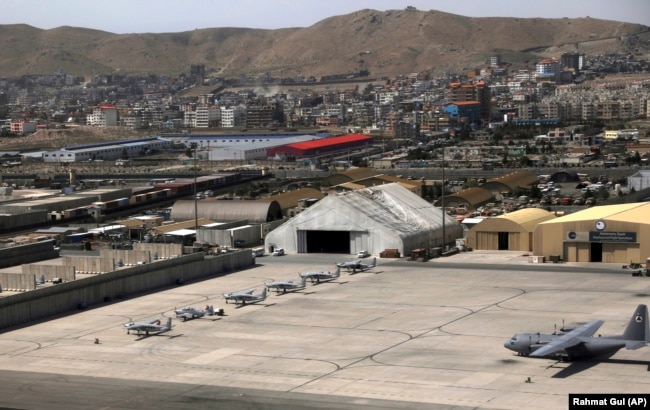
xmin=303 ymin=230 xmax=351 ymax=253
xmin=265 ymin=184 xmax=463 ymax=257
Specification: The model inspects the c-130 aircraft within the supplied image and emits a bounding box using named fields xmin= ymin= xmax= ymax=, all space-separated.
xmin=504 ymin=304 xmax=649 ymax=361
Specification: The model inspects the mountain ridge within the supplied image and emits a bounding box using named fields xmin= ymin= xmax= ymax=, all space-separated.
xmin=0 ymin=8 xmax=648 ymax=78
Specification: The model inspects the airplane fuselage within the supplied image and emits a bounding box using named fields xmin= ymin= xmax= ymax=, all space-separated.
xmin=504 ymin=332 xmax=627 ymax=360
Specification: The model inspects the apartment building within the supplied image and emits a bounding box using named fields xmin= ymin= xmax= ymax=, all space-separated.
xmin=9 ymin=119 xmax=36 ymax=135
xmin=535 ymin=58 xmax=561 ymax=83
xmin=246 ymin=105 xmax=274 ymax=128
xmin=195 ymin=105 xmax=220 ymax=128
xmin=86 ymin=104 xmax=118 ymax=126
xmin=448 ymin=81 xmax=490 ymax=120
xmin=220 ymin=106 xmax=246 ymax=128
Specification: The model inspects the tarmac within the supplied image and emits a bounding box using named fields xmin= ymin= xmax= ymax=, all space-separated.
xmin=0 ymin=250 xmax=648 ymax=409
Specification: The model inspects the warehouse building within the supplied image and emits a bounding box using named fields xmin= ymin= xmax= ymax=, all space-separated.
xmin=171 ymin=199 xmax=282 ymax=224
xmin=264 ymin=183 xmax=463 ymax=256
xmin=43 ymin=137 xmax=173 ymax=163
xmin=266 ymin=133 xmax=373 ymax=161
xmin=466 ymin=208 xmax=557 ymax=251
xmin=533 ymin=202 xmax=650 ymax=263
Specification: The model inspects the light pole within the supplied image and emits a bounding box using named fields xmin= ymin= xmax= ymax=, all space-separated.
xmin=191 ymin=142 xmax=198 ymax=235
xmin=441 ymin=144 xmax=445 ymax=250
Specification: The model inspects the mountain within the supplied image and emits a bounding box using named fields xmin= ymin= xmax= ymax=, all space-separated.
xmin=0 ymin=8 xmax=648 ymax=78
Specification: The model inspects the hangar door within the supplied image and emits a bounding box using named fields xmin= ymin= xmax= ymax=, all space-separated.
xmin=297 ymin=230 xmax=367 ymax=254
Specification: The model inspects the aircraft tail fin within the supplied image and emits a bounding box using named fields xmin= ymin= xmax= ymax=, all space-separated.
xmin=621 ymin=304 xmax=649 ymax=345
xmin=207 ymin=305 xmax=214 ymax=315
xmin=260 ymin=287 xmax=267 ymax=299
xmin=165 ymin=317 xmax=172 ymax=330
xmin=371 ymin=257 xmax=376 ymax=267
xmin=335 ymin=266 xmax=341 ymax=276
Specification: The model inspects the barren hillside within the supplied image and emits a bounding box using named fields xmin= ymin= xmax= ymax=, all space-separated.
xmin=0 ymin=8 xmax=648 ymax=78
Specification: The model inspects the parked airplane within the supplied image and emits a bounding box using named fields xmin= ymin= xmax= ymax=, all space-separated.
xmin=265 ymin=277 xmax=307 ymax=294
xmin=336 ymin=259 xmax=361 ymax=271
xmin=223 ymin=287 xmax=267 ymax=305
xmin=300 ymin=267 xmax=341 ymax=284
xmin=123 ymin=317 xmax=173 ymax=335
xmin=336 ymin=257 xmax=376 ymax=273
xmin=174 ymin=305 xmax=224 ymax=321
xmin=504 ymin=304 xmax=650 ymax=361
xmin=355 ymin=257 xmax=377 ymax=273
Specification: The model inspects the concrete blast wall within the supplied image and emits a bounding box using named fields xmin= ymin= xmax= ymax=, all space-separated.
xmin=99 ymin=249 xmax=151 ymax=266
xmin=22 ymin=265 xmax=76 ymax=284
xmin=62 ymin=256 xmax=115 ymax=274
xmin=200 ymin=229 xmax=233 ymax=246
xmin=0 ymin=272 xmax=36 ymax=292
xmin=133 ymin=243 xmax=184 ymax=259
xmin=0 ymin=240 xmax=58 ymax=268
xmin=0 ymin=250 xmax=253 ymax=330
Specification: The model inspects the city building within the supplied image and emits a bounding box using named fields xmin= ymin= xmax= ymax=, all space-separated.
xmin=87 ymin=104 xmax=118 ymax=126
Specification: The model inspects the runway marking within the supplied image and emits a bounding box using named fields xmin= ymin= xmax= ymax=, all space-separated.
xmin=183 ymin=348 xmax=241 ymax=365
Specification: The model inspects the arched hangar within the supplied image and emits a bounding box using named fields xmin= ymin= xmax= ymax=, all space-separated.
xmin=481 ymin=170 xmax=538 ymax=196
xmin=466 ymin=208 xmax=557 ymax=251
xmin=171 ymin=200 xmax=282 ymax=224
xmin=533 ymin=202 xmax=650 ymax=263
xmin=264 ymin=183 xmax=463 ymax=256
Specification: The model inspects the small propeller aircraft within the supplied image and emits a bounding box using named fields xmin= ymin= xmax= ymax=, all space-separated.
xmin=299 ymin=267 xmax=341 ymax=284
xmin=174 ymin=305 xmax=224 ymax=321
xmin=504 ymin=304 xmax=649 ymax=361
xmin=336 ymin=258 xmax=376 ymax=273
xmin=265 ymin=277 xmax=307 ymax=294
xmin=223 ymin=287 xmax=267 ymax=305
xmin=123 ymin=317 xmax=173 ymax=335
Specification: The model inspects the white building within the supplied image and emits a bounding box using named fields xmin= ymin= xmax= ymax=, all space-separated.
xmin=535 ymin=59 xmax=560 ymax=83
xmin=628 ymin=170 xmax=650 ymax=192
xmin=220 ymin=106 xmax=247 ymax=128
xmin=265 ymin=183 xmax=463 ymax=256
xmin=195 ymin=105 xmax=220 ymax=128
xmin=43 ymin=137 xmax=173 ymax=163
xmin=87 ymin=104 xmax=118 ymax=126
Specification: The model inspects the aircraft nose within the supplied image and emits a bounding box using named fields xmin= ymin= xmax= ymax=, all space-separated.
xmin=504 ymin=341 xmax=513 ymax=350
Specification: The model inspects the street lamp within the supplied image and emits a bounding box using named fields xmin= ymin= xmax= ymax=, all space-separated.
xmin=190 ymin=142 xmax=198 ymax=235
xmin=441 ymin=144 xmax=445 ymax=250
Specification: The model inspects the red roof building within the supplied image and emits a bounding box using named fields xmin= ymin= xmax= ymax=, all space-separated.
xmin=266 ymin=134 xmax=373 ymax=159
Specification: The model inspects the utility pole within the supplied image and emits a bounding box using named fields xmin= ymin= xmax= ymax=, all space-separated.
xmin=191 ymin=142 xmax=198 ymax=236
xmin=441 ymin=144 xmax=445 ymax=250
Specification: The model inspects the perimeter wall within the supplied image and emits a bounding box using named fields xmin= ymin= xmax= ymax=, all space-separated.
xmin=0 ymin=250 xmax=253 ymax=330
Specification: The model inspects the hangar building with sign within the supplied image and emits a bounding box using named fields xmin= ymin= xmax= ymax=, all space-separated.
xmin=532 ymin=202 xmax=650 ymax=263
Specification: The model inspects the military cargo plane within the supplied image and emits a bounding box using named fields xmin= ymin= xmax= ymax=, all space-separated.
xmin=505 ymin=304 xmax=649 ymax=361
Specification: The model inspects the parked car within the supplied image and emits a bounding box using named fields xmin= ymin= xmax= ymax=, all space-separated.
xmin=357 ymin=250 xmax=370 ymax=258
xmin=272 ymin=248 xmax=285 ymax=256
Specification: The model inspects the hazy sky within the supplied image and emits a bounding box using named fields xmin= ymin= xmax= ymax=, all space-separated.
xmin=3 ymin=0 xmax=649 ymax=33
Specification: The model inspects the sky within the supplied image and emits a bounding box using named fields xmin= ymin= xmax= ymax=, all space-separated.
xmin=2 ymin=0 xmax=649 ymax=34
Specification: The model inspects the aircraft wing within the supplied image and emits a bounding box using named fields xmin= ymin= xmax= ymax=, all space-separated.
xmin=530 ymin=320 xmax=604 ymax=357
